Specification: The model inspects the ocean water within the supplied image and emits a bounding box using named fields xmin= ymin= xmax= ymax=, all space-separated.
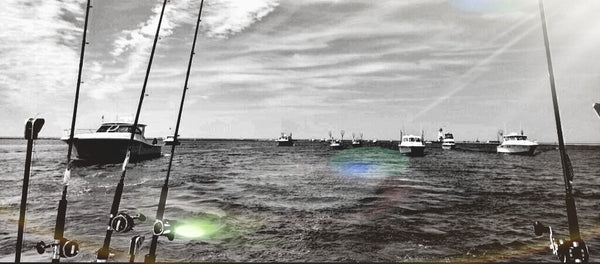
xmin=1 ymin=138 xmax=599 ymax=262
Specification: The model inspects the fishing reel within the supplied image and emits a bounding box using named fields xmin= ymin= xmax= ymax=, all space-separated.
xmin=153 ymin=219 xmax=178 ymax=241
xmin=36 ymin=238 xmax=79 ymax=259
xmin=110 ymin=211 xmax=146 ymax=233
xmin=533 ymin=221 xmax=589 ymax=263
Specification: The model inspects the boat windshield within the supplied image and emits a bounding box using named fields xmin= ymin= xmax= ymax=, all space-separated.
xmin=96 ymin=125 xmax=113 ymax=132
xmin=507 ymin=135 xmax=527 ymax=141
xmin=444 ymin=133 xmax=454 ymax=139
xmin=96 ymin=125 xmax=142 ymax=134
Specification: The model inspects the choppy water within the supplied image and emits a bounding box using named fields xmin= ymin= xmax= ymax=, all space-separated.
xmin=1 ymin=138 xmax=599 ymax=262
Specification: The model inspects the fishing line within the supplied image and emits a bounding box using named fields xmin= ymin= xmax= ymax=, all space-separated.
xmin=145 ymin=1 xmax=205 ymax=263
xmin=96 ymin=0 xmax=168 ymax=261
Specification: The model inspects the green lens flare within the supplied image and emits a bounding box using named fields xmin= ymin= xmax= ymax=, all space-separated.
xmin=171 ymin=214 xmax=263 ymax=240
xmin=175 ymin=220 xmax=216 ymax=238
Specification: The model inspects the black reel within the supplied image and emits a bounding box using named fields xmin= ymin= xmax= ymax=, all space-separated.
xmin=533 ymin=221 xmax=589 ymax=263
xmin=153 ymin=219 xmax=178 ymax=241
xmin=36 ymin=238 xmax=79 ymax=258
xmin=557 ymin=239 xmax=589 ymax=264
xmin=110 ymin=211 xmax=146 ymax=233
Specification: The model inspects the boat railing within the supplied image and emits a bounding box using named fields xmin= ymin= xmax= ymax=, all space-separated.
xmin=63 ymin=128 xmax=96 ymax=137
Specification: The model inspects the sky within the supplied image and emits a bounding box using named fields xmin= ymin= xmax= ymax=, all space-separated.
xmin=1 ymin=0 xmax=599 ymax=143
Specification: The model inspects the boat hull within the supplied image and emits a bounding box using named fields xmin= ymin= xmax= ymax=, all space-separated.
xmin=442 ymin=143 xmax=455 ymax=150
xmin=497 ymin=144 xmax=537 ymax=155
xmin=399 ymin=145 xmax=425 ymax=156
xmin=66 ymin=138 xmax=162 ymax=163
xmin=330 ymin=143 xmax=343 ymax=150
xmin=277 ymin=140 xmax=294 ymax=146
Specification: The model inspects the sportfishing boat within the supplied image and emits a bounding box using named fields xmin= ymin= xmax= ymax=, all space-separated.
xmin=329 ymin=139 xmax=342 ymax=150
xmin=351 ymin=132 xmax=363 ymax=147
xmin=328 ymin=130 xmax=344 ymax=150
xmin=496 ymin=131 xmax=538 ymax=155
xmin=441 ymin=132 xmax=456 ymax=150
xmin=276 ymin=132 xmax=294 ymax=146
xmin=164 ymin=135 xmax=180 ymax=146
xmin=398 ymin=134 xmax=425 ymax=156
xmin=60 ymin=122 xmax=162 ymax=162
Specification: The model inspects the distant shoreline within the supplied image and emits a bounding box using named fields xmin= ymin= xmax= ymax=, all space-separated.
xmin=1 ymin=137 xmax=599 ymax=146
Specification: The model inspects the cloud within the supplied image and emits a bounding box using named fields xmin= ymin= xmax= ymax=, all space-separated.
xmin=0 ymin=0 xmax=83 ymax=111
xmin=86 ymin=0 xmax=281 ymax=100
xmin=202 ymin=0 xmax=280 ymax=39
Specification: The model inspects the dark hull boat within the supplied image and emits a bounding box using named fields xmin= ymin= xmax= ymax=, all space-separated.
xmin=398 ymin=134 xmax=426 ymax=157
xmin=277 ymin=139 xmax=294 ymax=146
xmin=398 ymin=145 xmax=425 ymax=156
xmin=61 ymin=122 xmax=161 ymax=163
xmin=277 ymin=132 xmax=294 ymax=146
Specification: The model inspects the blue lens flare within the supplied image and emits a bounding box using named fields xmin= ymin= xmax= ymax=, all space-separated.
xmin=329 ymin=147 xmax=408 ymax=179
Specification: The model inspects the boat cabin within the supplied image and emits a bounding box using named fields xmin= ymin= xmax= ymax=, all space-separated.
xmin=402 ymin=136 xmax=422 ymax=142
xmin=96 ymin=123 xmax=146 ymax=135
xmin=444 ymin=133 xmax=454 ymax=139
xmin=503 ymin=134 xmax=527 ymax=141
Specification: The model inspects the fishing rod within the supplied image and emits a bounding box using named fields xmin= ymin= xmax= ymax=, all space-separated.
xmin=15 ymin=118 xmax=45 ymax=263
xmin=145 ymin=1 xmax=205 ymax=263
xmin=533 ymin=0 xmax=588 ymax=262
xmin=96 ymin=0 xmax=168 ymax=261
xmin=35 ymin=0 xmax=93 ymax=262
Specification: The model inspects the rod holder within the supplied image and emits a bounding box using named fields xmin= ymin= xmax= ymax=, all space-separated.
xmin=24 ymin=118 xmax=45 ymax=140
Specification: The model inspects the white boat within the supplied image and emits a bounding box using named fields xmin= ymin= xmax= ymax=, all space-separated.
xmin=351 ymin=132 xmax=363 ymax=148
xmin=276 ymin=132 xmax=294 ymax=146
xmin=328 ymin=130 xmax=344 ymax=150
xmin=61 ymin=122 xmax=161 ymax=163
xmin=496 ymin=132 xmax=538 ymax=155
xmin=398 ymin=134 xmax=425 ymax=156
xmin=441 ymin=132 xmax=456 ymax=150
xmin=164 ymin=135 xmax=180 ymax=146
xmin=329 ymin=139 xmax=342 ymax=150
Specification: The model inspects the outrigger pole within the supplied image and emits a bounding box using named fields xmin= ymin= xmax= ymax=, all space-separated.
xmin=35 ymin=0 xmax=92 ymax=262
xmin=145 ymin=1 xmax=205 ymax=263
xmin=535 ymin=0 xmax=588 ymax=262
xmin=96 ymin=0 xmax=168 ymax=261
